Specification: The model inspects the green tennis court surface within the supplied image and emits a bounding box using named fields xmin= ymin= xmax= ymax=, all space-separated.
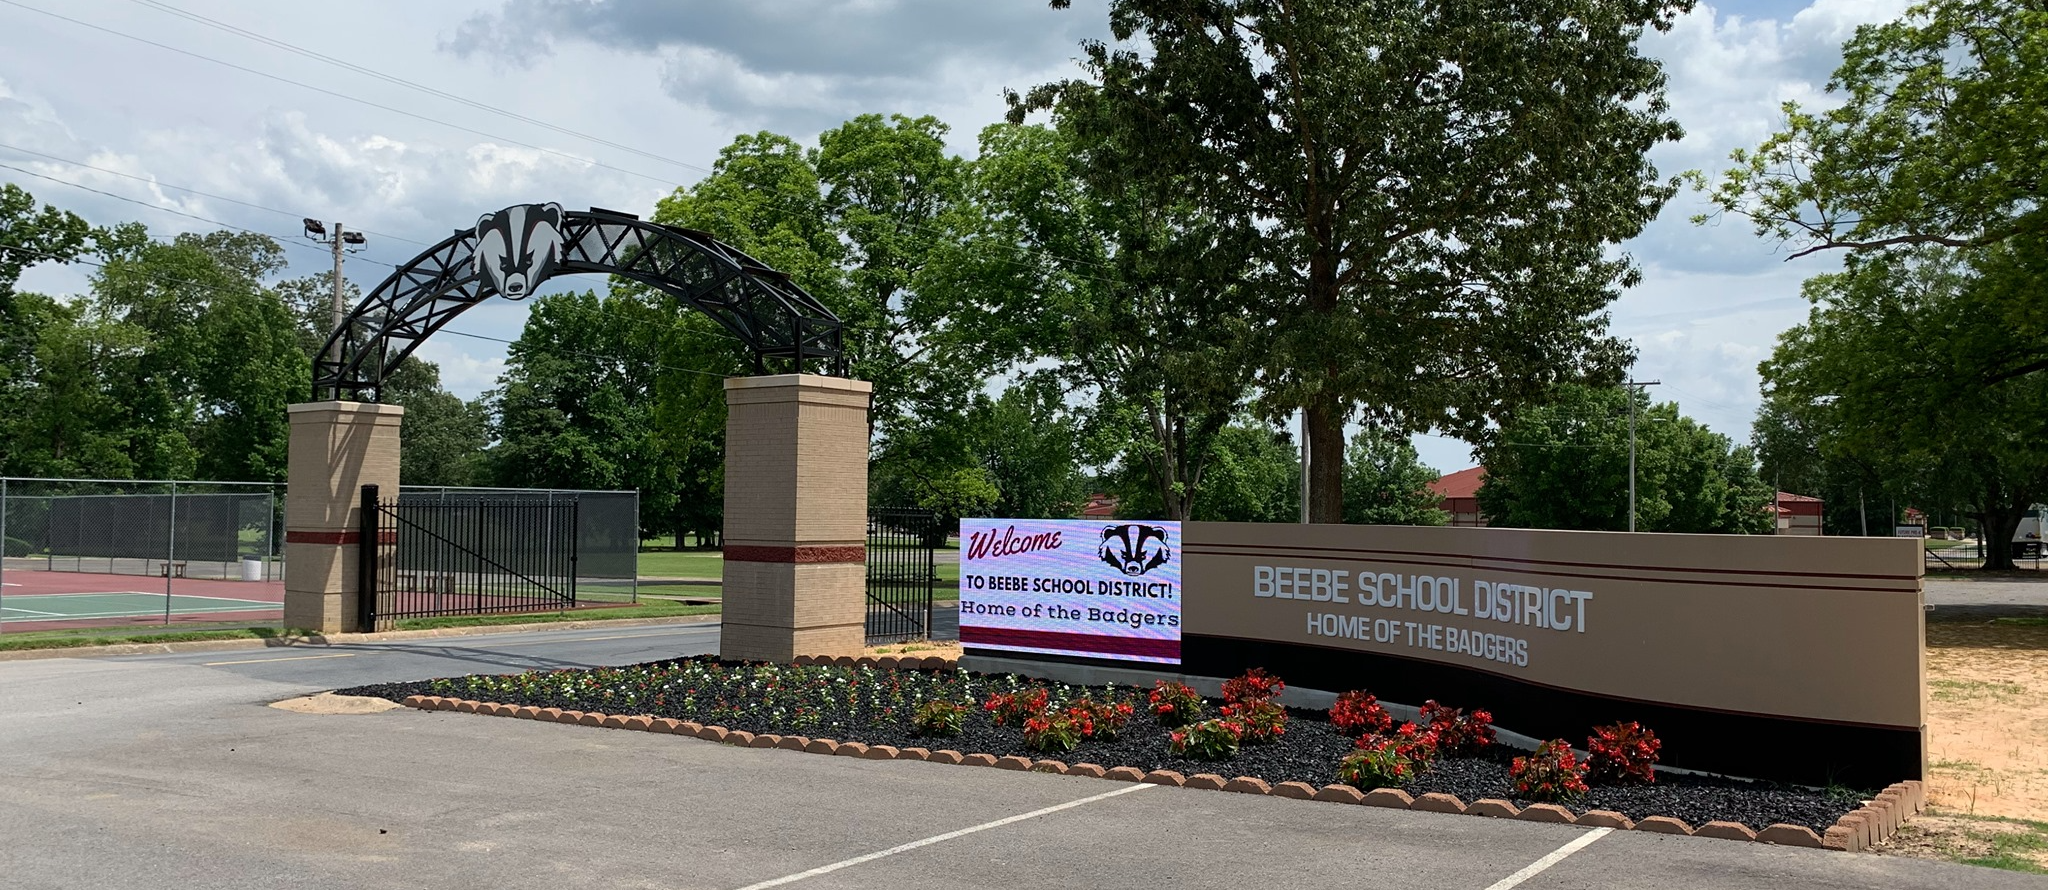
xmin=0 ymin=592 xmax=280 ymax=622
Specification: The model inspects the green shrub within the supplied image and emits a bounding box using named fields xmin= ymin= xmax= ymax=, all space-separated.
xmin=1337 ymin=737 xmax=1414 ymax=789
xmin=1168 ymin=718 xmax=1242 ymax=760
xmin=912 ymin=700 xmax=969 ymax=737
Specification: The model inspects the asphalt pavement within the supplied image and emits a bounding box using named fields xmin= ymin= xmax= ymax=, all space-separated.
xmin=0 ymin=621 xmax=2029 ymax=890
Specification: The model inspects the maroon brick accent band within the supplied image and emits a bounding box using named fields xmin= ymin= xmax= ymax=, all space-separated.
xmin=960 ymin=626 xmax=1180 ymax=660
xmin=724 ymin=545 xmax=866 ymax=564
xmin=286 ymin=530 xmax=356 ymax=545
xmin=283 ymin=530 xmax=396 ymax=545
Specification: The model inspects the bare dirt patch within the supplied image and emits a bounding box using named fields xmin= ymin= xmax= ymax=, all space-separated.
xmin=1923 ymin=621 xmax=2048 ymax=821
xmin=269 ymin=692 xmax=403 ymax=715
xmin=1878 ymin=813 xmax=2048 ymax=874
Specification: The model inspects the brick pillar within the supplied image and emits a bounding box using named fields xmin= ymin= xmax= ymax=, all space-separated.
xmin=283 ymin=401 xmax=404 ymax=633
xmin=721 ymin=374 xmax=871 ymax=662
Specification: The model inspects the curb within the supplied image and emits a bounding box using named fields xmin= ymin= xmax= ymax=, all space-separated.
xmin=395 ymin=656 xmax=1917 ymax=853
xmin=0 ymin=615 xmax=722 ymax=662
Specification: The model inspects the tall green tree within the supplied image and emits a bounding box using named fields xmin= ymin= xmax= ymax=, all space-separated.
xmin=652 ymin=118 xmax=976 ymax=432
xmin=1019 ymin=0 xmax=1686 ymax=522
xmin=1475 ymin=385 xmax=1773 ymax=534
xmin=380 ymin=359 xmax=490 ymax=488
xmin=0 ymin=183 xmax=92 ymax=307
xmin=486 ymin=289 xmax=682 ymax=536
xmin=88 ymin=226 xmax=308 ymax=481
xmin=1 ymin=293 xmax=146 ymax=478
xmin=970 ymin=377 xmax=1091 ymax=520
xmin=1761 ymin=245 xmax=2048 ymax=568
xmin=1698 ymin=0 xmax=2047 ymax=271
xmin=933 ymin=121 xmax=1261 ymax=520
xmin=0 ymin=185 xmax=95 ymax=475
xmin=1752 ymin=393 xmax=1890 ymax=536
xmin=1343 ymin=427 xmax=1448 ymax=526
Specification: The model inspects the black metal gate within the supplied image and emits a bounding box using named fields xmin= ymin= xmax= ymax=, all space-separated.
xmin=866 ymin=507 xmax=942 ymax=644
xmin=358 ymin=484 xmax=578 ymax=630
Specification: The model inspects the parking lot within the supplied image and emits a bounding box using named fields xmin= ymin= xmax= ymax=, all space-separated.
xmin=0 ymin=625 xmax=2029 ymax=889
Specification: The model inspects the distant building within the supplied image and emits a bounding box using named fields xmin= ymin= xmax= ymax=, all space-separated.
xmin=1079 ymin=493 xmax=1119 ymax=519
xmin=1430 ymin=467 xmax=1488 ymax=527
xmin=1776 ymin=491 xmax=1823 ymax=536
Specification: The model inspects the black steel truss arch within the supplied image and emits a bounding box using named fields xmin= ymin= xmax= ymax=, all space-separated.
xmin=313 ymin=204 xmax=846 ymax=400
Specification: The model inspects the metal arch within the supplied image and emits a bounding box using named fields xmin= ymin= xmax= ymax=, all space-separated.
xmin=312 ymin=206 xmax=847 ymax=401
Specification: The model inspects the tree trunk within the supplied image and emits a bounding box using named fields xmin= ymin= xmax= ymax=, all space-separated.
xmin=1979 ymin=505 xmax=2027 ymax=572
xmin=1306 ymin=390 xmax=1344 ymax=523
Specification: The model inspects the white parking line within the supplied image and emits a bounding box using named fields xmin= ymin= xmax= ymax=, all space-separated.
xmin=202 ymin=653 xmax=360 ymax=666
xmin=731 ymin=783 xmax=1156 ymax=890
xmin=1482 ymin=827 xmax=1612 ymax=890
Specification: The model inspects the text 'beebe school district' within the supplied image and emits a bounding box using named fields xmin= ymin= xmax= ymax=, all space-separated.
xmin=1253 ymin=566 xmax=1595 ymax=669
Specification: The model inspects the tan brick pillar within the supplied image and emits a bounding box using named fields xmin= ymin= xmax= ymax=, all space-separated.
xmin=721 ymin=374 xmax=871 ymax=662
xmin=283 ymin=401 xmax=404 ymax=633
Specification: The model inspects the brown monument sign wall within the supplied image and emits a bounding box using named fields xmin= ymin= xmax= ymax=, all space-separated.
xmin=1180 ymin=522 xmax=1924 ymax=787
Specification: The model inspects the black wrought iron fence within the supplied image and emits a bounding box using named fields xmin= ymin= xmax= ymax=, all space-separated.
xmin=359 ymin=484 xmax=578 ymax=630
xmin=866 ymin=507 xmax=942 ymax=644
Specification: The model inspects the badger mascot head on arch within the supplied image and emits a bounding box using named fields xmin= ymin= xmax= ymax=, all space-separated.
xmin=472 ymin=203 xmax=566 ymax=299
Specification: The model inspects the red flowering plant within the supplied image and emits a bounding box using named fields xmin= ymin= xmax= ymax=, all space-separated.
xmin=1329 ymin=690 xmax=1394 ymax=736
xmin=912 ymin=700 xmax=969 ymax=737
xmin=1072 ymin=697 xmax=1137 ymax=740
xmin=1220 ymin=668 xmax=1285 ymax=705
xmin=1023 ymin=707 xmax=1088 ymax=754
xmin=1149 ymin=680 xmax=1203 ymax=728
xmin=1419 ymin=700 xmax=1496 ymax=755
xmin=983 ymin=688 xmax=1050 ymax=727
xmin=1337 ymin=736 xmax=1414 ymax=790
xmin=1168 ymin=717 xmax=1242 ymax=760
xmin=1220 ymin=699 xmax=1288 ymax=743
xmin=1586 ymin=721 xmax=1661 ymax=785
xmin=1511 ymin=739 xmax=1590 ymax=802
xmin=1388 ymin=721 xmax=1440 ymax=767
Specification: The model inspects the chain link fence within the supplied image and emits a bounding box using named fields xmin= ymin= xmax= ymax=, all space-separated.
xmin=0 ymin=477 xmax=286 ymax=633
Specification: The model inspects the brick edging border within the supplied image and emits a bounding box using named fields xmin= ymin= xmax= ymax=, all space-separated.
xmin=394 ymin=653 xmax=1922 ymax=853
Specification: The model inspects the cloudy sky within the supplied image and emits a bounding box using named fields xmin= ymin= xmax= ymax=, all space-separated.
xmin=0 ymin=0 xmax=1910 ymax=473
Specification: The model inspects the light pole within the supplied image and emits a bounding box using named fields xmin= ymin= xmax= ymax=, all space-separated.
xmin=1627 ymin=379 xmax=1660 ymax=532
xmin=303 ymin=219 xmax=367 ymax=365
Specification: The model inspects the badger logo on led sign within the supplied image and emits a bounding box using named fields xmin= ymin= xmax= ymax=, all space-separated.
xmin=473 ymin=202 xmax=566 ymax=299
xmin=1099 ymin=524 xmax=1171 ymax=576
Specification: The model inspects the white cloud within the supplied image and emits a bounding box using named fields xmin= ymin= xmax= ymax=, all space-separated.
xmin=0 ymin=0 xmax=1914 ymax=452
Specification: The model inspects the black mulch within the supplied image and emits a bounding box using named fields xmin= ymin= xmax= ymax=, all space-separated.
xmin=339 ymin=658 xmax=1869 ymax=832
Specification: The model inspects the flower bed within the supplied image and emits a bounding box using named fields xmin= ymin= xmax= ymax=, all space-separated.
xmin=340 ymin=657 xmax=1869 ymax=832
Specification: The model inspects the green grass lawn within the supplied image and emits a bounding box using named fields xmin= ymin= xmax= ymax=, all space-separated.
xmin=636 ymin=551 xmax=726 ymax=578
xmin=391 ymin=600 xmax=719 ymax=630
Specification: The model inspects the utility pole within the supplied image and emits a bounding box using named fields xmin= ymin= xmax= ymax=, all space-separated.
xmin=1626 ymin=379 xmax=1660 ymax=532
xmin=303 ymin=220 xmax=367 ymax=365
xmin=1298 ymin=410 xmax=1311 ymax=524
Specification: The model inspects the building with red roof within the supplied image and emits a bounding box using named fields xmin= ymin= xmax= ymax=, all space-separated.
xmin=1776 ymin=491 xmax=1823 ymax=536
xmin=1429 ymin=467 xmax=1487 ymax=527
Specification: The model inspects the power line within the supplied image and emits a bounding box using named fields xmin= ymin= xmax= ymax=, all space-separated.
xmin=126 ymin=0 xmax=712 ymax=177
xmin=0 ymin=161 xmax=399 ymax=271
xmin=0 ymin=141 xmax=429 ymax=247
xmin=0 ymin=242 xmax=741 ymax=382
xmin=0 ymin=0 xmax=681 ymax=189
xmin=1 ymin=0 xmax=1135 ymax=287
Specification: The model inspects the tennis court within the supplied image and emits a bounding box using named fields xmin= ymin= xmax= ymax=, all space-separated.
xmin=0 ymin=591 xmax=280 ymax=622
xmin=0 ymin=567 xmax=283 ymax=634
